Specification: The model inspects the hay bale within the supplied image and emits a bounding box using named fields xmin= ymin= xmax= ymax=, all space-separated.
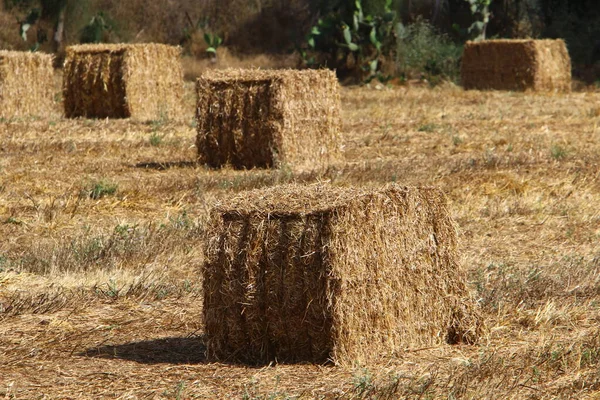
xmin=0 ymin=51 xmax=54 ymax=119
xmin=196 ymin=69 xmax=341 ymax=170
xmin=461 ymin=39 xmax=571 ymax=92
xmin=63 ymin=44 xmax=184 ymax=120
xmin=203 ymin=183 xmax=483 ymax=365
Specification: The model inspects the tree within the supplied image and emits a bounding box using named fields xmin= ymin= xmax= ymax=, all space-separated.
xmin=40 ymin=0 xmax=67 ymax=51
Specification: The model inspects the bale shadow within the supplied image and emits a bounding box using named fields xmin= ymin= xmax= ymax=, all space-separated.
xmin=81 ymin=335 xmax=206 ymax=364
xmin=134 ymin=161 xmax=198 ymax=170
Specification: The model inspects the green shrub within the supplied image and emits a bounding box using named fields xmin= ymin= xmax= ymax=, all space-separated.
xmin=79 ymin=12 xmax=111 ymax=43
xmin=395 ymin=18 xmax=462 ymax=85
xmin=302 ymin=0 xmax=398 ymax=82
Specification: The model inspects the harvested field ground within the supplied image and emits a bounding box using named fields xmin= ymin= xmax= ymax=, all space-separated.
xmin=1 ymin=78 xmax=600 ymax=399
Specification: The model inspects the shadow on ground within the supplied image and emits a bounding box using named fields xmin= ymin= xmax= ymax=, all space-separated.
xmin=81 ymin=335 xmax=206 ymax=364
xmin=134 ymin=161 xmax=198 ymax=170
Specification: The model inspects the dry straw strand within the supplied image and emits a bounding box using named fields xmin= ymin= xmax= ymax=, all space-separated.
xmin=461 ymin=39 xmax=571 ymax=92
xmin=0 ymin=50 xmax=54 ymax=119
xmin=196 ymin=69 xmax=341 ymax=170
xmin=63 ymin=44 xmax=185 ymax=120
xmin=203 ymin=183 xmax=483 ymax=365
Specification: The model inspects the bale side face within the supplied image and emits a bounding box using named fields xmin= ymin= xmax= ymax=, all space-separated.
xmin=196 ymin=69 xmax=341 ymax=170
xmin=63 ymin=44 xmax=184 ymax=120
xmin=461 ymin=39 xmax=571 ymax=92
xmin=196 ymin=77 xmax=281 ymax=169
xmin=461 ymin=40 xmax=536 ymax=91
xmin=203 ymin=184 xmax=482 ymax=365
xmin=0 ymin=51 xmax=54 ymax=118
xmin=329 ymin=187 xmax=482 ymax=364
xmin=123 ymin=44 xmax=185 ymax=121
xmin=203 ymin=211 xmax=335 ymax=364
xmin=532 ymin=40 xmax=571 ymax=92
xmin=63 ymin=45 xmax=129 ymax=118
xmin=277 ymin=69 xmax=341 ymax=169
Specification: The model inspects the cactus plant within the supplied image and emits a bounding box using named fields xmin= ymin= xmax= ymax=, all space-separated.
xmin=465 ymin=0 xmax=492 ymax=41
xmin=303 ymin=0 xmax=398 ymax=82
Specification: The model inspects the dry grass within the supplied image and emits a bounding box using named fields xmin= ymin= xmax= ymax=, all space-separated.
xmin=1 ymin=77 xmax=600 ymax=397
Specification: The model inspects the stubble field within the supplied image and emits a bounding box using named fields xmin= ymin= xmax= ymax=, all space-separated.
xmin=1 ymin=78 xmax=600 ymax=399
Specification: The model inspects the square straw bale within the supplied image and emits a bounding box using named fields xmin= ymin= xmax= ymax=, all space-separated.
xmin=63 ymin=44 xmax=184 ymax=120
xmin=461 ymin=39 xmax=571 ymax=92
xmin=0 ymin=51 xmax=54 ymax=119
xmin=196 ymin=69 xmax=341 ymax=170
xmin=203 ymin=183 xmax=483 ymax=365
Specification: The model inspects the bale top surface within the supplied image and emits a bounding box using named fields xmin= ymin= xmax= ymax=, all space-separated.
xmin=463 ymin=39 xmax=565 ymax=49
xmin=200 ymin=68 xmax=336 ymax=83
xmin=466 ymin=39 xmax=537 ymax=45
xmin=213 ymin=183 xmax=428 ymax=216
xmin=65 ymin=43 xmax=178 ymax=55
xmin=0 ymin=50 xmax=53 ymax=60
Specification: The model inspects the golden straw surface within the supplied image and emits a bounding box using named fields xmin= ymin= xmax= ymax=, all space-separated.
xmin=461 ymin=39 xmax=571 ymax=92
xmin=0 ymin=50 xmax=54 ymax=118
xmin=203 ymin=183 xmax=483 ymax=365
xmin=63 ymin=43 xmax=185 ymax=120
xmin=196 ymin=69 xmax=341 ymax=170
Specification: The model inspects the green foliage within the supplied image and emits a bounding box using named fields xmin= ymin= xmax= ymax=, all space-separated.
xmin=100 ymin=278 xmax=120 ymax=298
xmin=149 ymin=132 xmax=163 ymax=147
xmin=303 ymin=0 xmax=399 ymax=82
xmin=465 ymin=0 xmax=492 ymax=41
xmin=181 ymin=15 xmax=207 ymax=42
xmin=418 ymin=122 xmax=438 ymax=132
xmin=395 ymin=19 xmax=462 ymax=84
xmin=353 ymin=368 xmax=375 ymax=396
xmin=80 ymin=12 xmax=110 ymax=43
xmin=550 ymin=144 xmax=567 ymax=160
xmin=85 ymin=180 xmax=118 ymax=200
xmin=18 ymin=8 xmax=39 ymax=40
xmin=180 ymin=15 xmax=222 ymax=58
xmin=16 ymin=7 xmax=47 ymax=51
xmin=204 ymin=32 xmax=222 ymax=56
xmin=5 ymin=217 xmax=23 ymax=225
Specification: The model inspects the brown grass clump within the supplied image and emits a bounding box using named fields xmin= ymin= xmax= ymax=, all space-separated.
xmin=63 ymin=44 xmax=184 ymax=120
xmin=203 ymin=183 xmax=482 ymax=365
xmin=461 ymin=39 xmax=571 ymax=92
xmin=0 ymin=51 xmax=54 ymax=119
xmin=196 ymin=69 xmax=341 ymax=170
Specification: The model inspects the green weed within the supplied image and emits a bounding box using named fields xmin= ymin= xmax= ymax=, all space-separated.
xmin=149 ymin=132 xmax=163 ymax=147
xmin=85 ymin=180 xmax=118 ymax=200
xmin=550 ymin=144 xmax=567 ymax=160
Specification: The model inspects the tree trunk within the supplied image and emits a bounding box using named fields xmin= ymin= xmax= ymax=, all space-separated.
xmin=53 ymin=5 xmax=66 ymax=52
xmin=432 ymin=0 xmax=443 ymax=22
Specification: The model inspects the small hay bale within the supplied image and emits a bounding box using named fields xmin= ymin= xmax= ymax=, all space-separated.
xmin=63 ymin=44 xmax=184 ymax=120
xmin=196 ymin=69 xmax=341 ymax=170
xmin=0 ymin=51 xmax=54 ymax=119
xmin=203 ymin=183 xmax=483 ymax=365
xmin=461 ymin=39 xmax=571 ymax=92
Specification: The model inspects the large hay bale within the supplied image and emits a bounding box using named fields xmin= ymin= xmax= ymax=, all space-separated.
xmin=63 ymin=44 xmax=184 ymax=120
xmin=203 ymin=183 xmax=483 ymax=365
xmin=0 ymin=51 xmax=54 ymax=119
xmin=196 ymin=69 xmax=341 ymax=170
xmin=461 ymin=39 xmax=571 ymax=92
